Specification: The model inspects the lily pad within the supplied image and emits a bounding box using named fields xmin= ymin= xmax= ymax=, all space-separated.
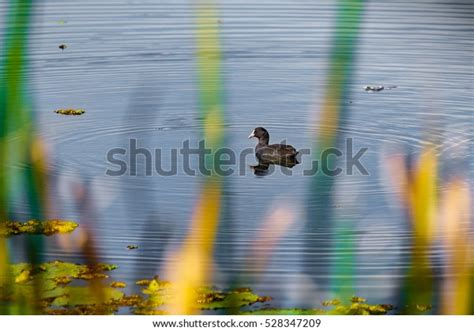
xmin=2 ymin=261 xmax=122 ymax=314
xmin=132 ymin=277 xmax=269 ymax=314
xmin=322 ymin=299 xmax=341 ymax=306
xmin=195 ymin=287 xmax=270 ymax=310
xmin=1 ymin=219 xmax=78 ymax=237
xmin=4 ymin=262 xmax=397 ymax=316
xmin=15 ymin=270 xmax=32 ymax=284
xmin=351 ymin=296 xmax=366 ymax=303
xmin=136 ymin=279 xmax=152 ymax=286
xmin=328 ymin=302 xmax=393 ymax=315
xmin=244 ymin=308 xmax=325 ymax=315
xmin=110 ymin=281 xmax=127 ymax=288
xmin=54 ymin=109 xmax=85 ymax=115
xmin=247 ymin=297 xmax=394 ymax=315
xmin=51 ymin=287 xmax=124 ymax=306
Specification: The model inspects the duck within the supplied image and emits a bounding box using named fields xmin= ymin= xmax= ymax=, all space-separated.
xmin=248 ymin=127 xmax=299 ymax=167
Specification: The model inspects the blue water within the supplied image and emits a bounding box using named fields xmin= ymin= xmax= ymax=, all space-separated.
xmin=1 ymin=0 xmax=473 ymax=312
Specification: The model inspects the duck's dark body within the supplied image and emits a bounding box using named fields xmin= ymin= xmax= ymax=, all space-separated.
xmin=249 ymin=127 xmax=299 ymax=167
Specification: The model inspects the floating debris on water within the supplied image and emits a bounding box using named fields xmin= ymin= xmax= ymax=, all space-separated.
xmin=415 ymin=304 xmax=432 ymax=312
xmin=54 ymin=109 xmax=85 ymax=115
xmin=351 ymin=296 xmax=367 ymax=303
xmin=136 ymin=279 xmax=152 ymax=287
xmin=127 ymin=245 xmax=139 ymax=250
xmin=0 ymin=219 xmax=78 ymax=237
xmin=110 ymin=281 xmax=127 ymax=288
xmin=322 ymin=299 xmax=341 ymax=306
xmin=363 ymin=85 xmax=397 ymax=93
xmin=59 ymin=44 xmax=67 ymax=50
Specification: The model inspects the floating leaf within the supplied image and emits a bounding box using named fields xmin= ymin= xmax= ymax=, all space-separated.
xmin=248 ymin=297 xmax=394 ymax=316
xmin=54 ymin=109 xmax=85 ymax=116
xmin=244 ymin=308 xmax=325 ymax=315
xmin=118 ymin=295 xmax=143 ymax=307
xmin=136 ymin=279 xmax=151 ymax=286
xmin=0 ymin=219 xmax=78 ymax=237
xmin=7 ymin=261 xmax=117 ymax=291
xmin=110 ymin=281 xmax=127 ymax=288
xmin=132 ymin=278 xmax=268 ymax=314
xmin=2 ymin=261 xmax=122 ymax=314
xmin=351 ymin=296 xmax=366 ymax=303
xmin=53 ymin=276 xmax=72 ymax=286
xmin=416 ymin=304 xmax=432 ymax=312
xmin=322 ymin=299 xmax=340 ymax=306
xmin=15 ymin=269 xmax=31 ymax=284
xmin=3 ymin=261 xmax=398 ymax=316
xmin=51 ymin=287 xmax=124 ymax=307
xmin=195 ymin=287 xmax=270 ymax=310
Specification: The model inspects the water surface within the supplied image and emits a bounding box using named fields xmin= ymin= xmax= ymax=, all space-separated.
xmin=2 ymin=0 xmax=473 ymax=311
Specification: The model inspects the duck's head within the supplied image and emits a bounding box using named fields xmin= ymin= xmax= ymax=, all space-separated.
xmin=248 ymin=127 xmax=269 ymax=144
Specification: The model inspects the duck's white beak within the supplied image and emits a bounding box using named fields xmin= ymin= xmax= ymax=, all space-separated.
xmin=248 ymin=130 xmax=255 ymax=139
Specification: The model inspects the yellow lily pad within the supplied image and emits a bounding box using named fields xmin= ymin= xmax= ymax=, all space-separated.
xmin=15 ymin=270 xmax=31 ymax=284
xmin=54 ymin=109 xmax=85 ymax=115
xmin=135 ymin=279 xmax=151 ymax=286
xmin=132 ymin=278 xmax=269 ymax=314
xmin=1 ymin=219 xmax=78 ymax=237
xmin=110 ymin=281 xmax=127 ymax=288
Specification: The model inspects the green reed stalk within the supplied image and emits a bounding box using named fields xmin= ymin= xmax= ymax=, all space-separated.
xmin=0 ymin=0 xmax=45 ymax=314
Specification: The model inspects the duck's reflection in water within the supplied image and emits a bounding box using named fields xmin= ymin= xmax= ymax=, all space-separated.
xmin=250 ymin=157 xmax=299 ymax=176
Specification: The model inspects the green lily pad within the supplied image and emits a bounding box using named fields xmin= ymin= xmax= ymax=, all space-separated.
xmin=247 ymin=297 xmax=395 ymax=315
xmin=3 ymin=261 xmax=400 ymax=316
xmin=51 ymin=287 xmax=124 ymax=306
xmin=327 ymin=302 xmax=393 ymax=315
xmin=132 ymin=277 xmax=269 ymax=314
xmin=6 ymin=261 xmax=118 ymax=297
xmin=244 ymin=308 xmax=325 ymax=315
xmin=195 ymin=287 xmax=270 ymax=310
xmin=2 ymin=261 xmax=123 ymax=314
